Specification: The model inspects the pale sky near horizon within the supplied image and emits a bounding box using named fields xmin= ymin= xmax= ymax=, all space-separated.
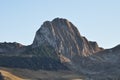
xmin=0 ymin=0 xmax=120 ymax=48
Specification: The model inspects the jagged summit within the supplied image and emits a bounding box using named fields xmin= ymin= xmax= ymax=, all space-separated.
xmin=32 ymin=18 xmax=102 ymax=58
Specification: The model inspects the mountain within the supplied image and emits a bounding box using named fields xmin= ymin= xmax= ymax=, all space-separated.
xmin=0 ymin=18 xmax=103 ymax=70
xmin=32 ymin=18 xmax=103 ymax=57
xmin=0 ymin=18 xmax=120 ymax=80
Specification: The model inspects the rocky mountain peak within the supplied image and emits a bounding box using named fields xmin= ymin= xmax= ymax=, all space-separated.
xmin=32 ymin=18 xmax=103 ymax=59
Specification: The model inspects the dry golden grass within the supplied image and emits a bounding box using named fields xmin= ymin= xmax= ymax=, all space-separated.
xmin=0 ymin=70 xmax=25 ymax=80
xmin=0 ymin=67 xmax=85 ymax=80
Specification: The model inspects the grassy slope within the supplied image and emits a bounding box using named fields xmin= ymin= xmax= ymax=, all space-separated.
xmin=0 ymin=67 xmax=84 ymax=80
xmin=0 ymin=70 xmax=25 ymax=80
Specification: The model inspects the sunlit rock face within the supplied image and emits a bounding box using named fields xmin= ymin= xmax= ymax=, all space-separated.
xmin=32 ymin=18 xmax=103 ymax=59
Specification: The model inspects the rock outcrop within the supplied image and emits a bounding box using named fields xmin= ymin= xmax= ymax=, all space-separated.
xmin=0 ymin=42 xmax=24 ymax=55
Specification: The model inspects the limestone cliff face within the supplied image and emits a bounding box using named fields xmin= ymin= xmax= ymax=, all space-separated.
xmin=32 ymin=18 xmax=102 ymax=58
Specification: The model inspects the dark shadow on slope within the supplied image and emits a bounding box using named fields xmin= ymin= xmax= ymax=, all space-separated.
xmin=0 ymin=56 xmax=68 ymax=71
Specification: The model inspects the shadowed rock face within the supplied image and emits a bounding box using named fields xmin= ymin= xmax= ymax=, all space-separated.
xmin=32 ymin=18 xmax=102 ymax=58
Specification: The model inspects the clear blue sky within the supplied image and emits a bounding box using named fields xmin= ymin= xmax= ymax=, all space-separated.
xmin=0 ymin=0 xmax=120 ymax=48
